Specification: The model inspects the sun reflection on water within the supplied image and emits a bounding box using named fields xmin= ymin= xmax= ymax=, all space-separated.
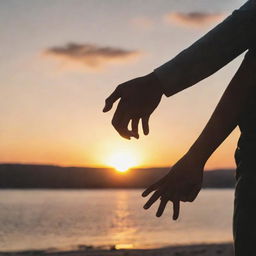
xmin=108 ymin=191 xmax=137 ymax=249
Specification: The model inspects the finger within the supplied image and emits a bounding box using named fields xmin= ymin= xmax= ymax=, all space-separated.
xmin=103 ymin=87 xmax=122 ymax=112
xmin=172 ymin=198 xmax=180 ymax=221
xmin=142 ymin=177 xmax=165 ymax=197
xmin=156 ymin=198 xmax=168 ymax=217
xmin=143 ymin=190 xmax=162 ymax=210
xmin=131 ymin=118 xmax=139 ymax=139
xmin=118 ymin=116 xmax=133 ymax=140
xmin=111 ymin=101 xmax=133 ymax=140
xmin=141 ymin=115 xmax=150 ymax=135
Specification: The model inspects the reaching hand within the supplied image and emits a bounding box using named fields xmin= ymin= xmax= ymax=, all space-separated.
xmin=142 ymin=154 xmax=204 ymax=220
xmin=103 ymin=72 xmax=164 ymax=139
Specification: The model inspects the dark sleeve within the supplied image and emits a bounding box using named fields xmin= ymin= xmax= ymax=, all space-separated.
xmin=154 ymin=0 xmax=256 ymax=97
xmin=237 ymin=48 xmax=256 ymax=135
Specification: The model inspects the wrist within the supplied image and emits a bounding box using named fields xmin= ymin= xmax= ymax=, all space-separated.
xmin=186 ymin=145 xmax=209 ymax=167
xmin=147 ymin=72 xmax=165 ymax=96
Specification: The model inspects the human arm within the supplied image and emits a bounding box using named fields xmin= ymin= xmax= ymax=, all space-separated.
xmin=155 ymin=0 xmax=256 ymax=96
xmin=142 ymin=49 xmax=256 ymax=220
xmin=104 ymin=1 xmax=256 ymax=139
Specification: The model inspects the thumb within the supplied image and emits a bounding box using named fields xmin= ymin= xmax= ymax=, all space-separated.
xmin=103 ymin=87 xmax=122 ymax=112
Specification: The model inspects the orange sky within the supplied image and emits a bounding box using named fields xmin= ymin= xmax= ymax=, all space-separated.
xmin=0 ymin=0 xmax=246 ymax=170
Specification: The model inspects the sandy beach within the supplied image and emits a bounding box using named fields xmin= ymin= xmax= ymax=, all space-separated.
xmin=0 ymin=243 xmax=234 ymax=256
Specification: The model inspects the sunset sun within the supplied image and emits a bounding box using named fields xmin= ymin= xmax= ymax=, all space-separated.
xmin=107 ymin=151 xmax=138 ymax=172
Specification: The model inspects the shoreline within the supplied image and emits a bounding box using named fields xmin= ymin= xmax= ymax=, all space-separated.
xmin=0 ymin=243 xmax=234 ymax=256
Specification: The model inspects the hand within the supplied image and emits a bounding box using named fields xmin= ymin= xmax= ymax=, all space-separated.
xmin=142 ymin=154 xmax=205 ymax=220
xmin=103 ymin=72 xmax=163 ymax=139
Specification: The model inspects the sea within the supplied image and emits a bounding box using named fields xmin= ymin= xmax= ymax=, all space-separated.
xmin=0 ymin=189 xmax=234 ymax=252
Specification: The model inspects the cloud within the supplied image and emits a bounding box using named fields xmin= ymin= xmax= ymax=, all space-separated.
xmin=44 ymin=43 xmax=142 ymax=71
xmin=131 ymin=17 xmax=154 ymax=29
xmin=164 ymin=12 xmax=225 ymax=28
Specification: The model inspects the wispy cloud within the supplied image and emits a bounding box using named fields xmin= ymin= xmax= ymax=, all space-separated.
xmin=44 ymin=43 xmax=142 ymax=71
xmin=164 ymin=12 xmax=225 ymax=28
xmin=130 ymin=17 xmax=154 ymax=29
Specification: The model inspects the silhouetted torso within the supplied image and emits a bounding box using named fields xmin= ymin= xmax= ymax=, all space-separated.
xmin=238 ymin=87 xmax=256 ymax=150
xmin=236 ymin=88 xmax=256 ymax=176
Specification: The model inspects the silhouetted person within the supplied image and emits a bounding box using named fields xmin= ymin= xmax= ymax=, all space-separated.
xmin=103 ymin=1 xmax=256 ymax=255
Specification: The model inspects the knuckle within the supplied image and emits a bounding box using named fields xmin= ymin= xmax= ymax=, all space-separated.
xmin=132 ymin=127 xmax=138 ymax=132
xmin=149 ymin=186 xmax=156 ymax=192
xmin=161 ymin=197 xmax=168 ymax=203
xmin=105 ymin=99 xmax=111 ymax=105
xmin=118 ymin=128 xmax=130 ymax=138
xmin=105 ymin=97 xmax=111 ymax=103
xmin=117 ymin=83 xmax=124 ymax=92
xmin=117 ymin=127 xmax=125 ymax=134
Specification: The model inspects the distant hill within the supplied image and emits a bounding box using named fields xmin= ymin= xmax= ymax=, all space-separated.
xmin=0 ymin=164 xmax=236 ymax=189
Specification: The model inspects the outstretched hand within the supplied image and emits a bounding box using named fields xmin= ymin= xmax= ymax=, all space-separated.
xmin=142 ymin=154 xmax=204 ymax=220
xmin=103 ymin=72 xmax=163 ymax=139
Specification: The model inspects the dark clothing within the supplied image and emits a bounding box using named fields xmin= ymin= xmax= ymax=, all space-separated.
xmin=234 ymin=145 xmax=256 ymax=256
xmin=232 ymin=49 xmax=256 ymax=256
xmin=153 ymin=1 xmax=256 ymax=255
xmin=154 ymin=0 xmax=256 ymax=97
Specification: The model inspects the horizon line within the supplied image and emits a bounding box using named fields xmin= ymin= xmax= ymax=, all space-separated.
xmin=0 ymin=162 xmax=235 ymax=171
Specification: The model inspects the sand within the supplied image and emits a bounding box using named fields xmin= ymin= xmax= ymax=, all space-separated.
xmin=0 ymin=243 xmax=234 ymax=256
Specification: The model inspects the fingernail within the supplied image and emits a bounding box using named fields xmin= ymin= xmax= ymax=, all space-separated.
xmin=142 ymin=192 xmax=147 ymax=197
xmin=143 ymin=204 xmax=149 ymax=209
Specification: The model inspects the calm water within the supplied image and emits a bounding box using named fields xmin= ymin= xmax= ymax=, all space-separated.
xmin=0 ymin=189 xmax=234 ymax=251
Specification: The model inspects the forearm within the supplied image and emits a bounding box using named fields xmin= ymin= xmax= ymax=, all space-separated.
xmin=187 ymin=50 xmax=256 ymax=164
xmin=154 ymin=0 xmax=256 ymax=97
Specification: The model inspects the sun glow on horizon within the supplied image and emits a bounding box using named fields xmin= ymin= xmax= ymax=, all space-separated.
xmin=107 ymin=151 xmax=138 ymax=172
